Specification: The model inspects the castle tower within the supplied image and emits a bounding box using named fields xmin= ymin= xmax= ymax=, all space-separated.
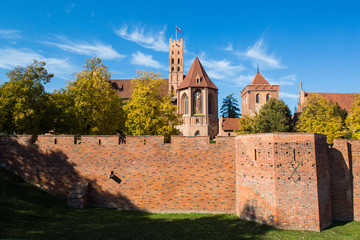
xmin=169 ymin=38 xmax=184 ymax=94
xmin=240 ymin=69 xmax=279 ymax=116
xmin=176 ymin=57 xmax=218 ymax=138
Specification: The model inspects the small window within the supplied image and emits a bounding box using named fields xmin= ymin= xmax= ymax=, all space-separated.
xmin=256 ymin=94 xmax=260 ymax=103
xmin=266 ymin=94 xmax=270 ymax=102
xmin=171 ymin=67 xmax=174 ymax=71
xmin=171 ymin=58 xmax=174 ymax=64
xmin=178 ymin=58 xmax=180 ymax=64
xmin=178 ymin=51 xmax=180 ymax=54
xmin=178 ymin=67 xmax=180 ymax=71
xmin=195 ymin=130 xmax=200 ymax=136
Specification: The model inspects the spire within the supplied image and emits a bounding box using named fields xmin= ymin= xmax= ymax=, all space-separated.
xmin=257 ymin=65 xmax=259 ymax=73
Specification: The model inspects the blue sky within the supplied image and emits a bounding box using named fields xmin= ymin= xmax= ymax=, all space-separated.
xmin=0 ymin=1 xmax=359 ymax=113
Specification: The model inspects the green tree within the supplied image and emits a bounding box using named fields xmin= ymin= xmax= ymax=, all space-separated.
xmin=235 ymin=115 xmax=255 ymax=134
xmin=63 ymin=57 xmax=125 ymax=135
xmin=124 ymin=71 xmax=181 ymax=141
xmin=296 ymin=94 xmax=345 ymax=144
xmin=253 ymin=98 xmax=293 ymax=133
xmin=0 ymin=60 xmax=53 ymax=134
xmin=220 ymin=94 xmax=241 ymax=118
xmin=48 ymin=89 xmax=76 ymax=134
xmin=346 ymin=93 xmax=360 ymax=139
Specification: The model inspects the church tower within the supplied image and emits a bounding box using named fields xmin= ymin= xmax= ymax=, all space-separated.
xmin=176 ymin=57 xmax=219 ymax=138
xmin=169 ymin=38 xmax=184 ymax=94
xmin=240 ymin=69 xmax=279 ymax=116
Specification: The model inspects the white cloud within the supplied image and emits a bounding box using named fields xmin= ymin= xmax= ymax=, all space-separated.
xmin=269 ymin=75 xmax=296 ymax=86
xmin=115 ymin=25 xmax=168 ymax=52
xmin=0 ymin=47 xmax=74 ymax=79
xmin=224 ymin=42 xmax=233 ymax=51
xmin=131 ymin=51 xmax=164 ymax=69
xmin=279 ymin=91 xmax=298 ymax=99
xmin=237 ymin=38 xmax=285 ymax=70
xmin=41 ymin=37 xmax=125 ymax=60
xmin=0 ymin=29 xmax=21 ymax=39
xmin=196 ymin=52 xmax=245 ymax=82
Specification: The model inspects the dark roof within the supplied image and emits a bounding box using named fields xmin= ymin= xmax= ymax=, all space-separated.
xmin=109 ymin=78 xmax=169 ymax=99
xmin=222 ymin=118 xmax=240 ymax=131
xmin=306 ymin=92 xmax=356 ymax=112
xmin=250 ymin=72 xmax=270 ymax=85
xmin=177 ymin=57 xmax=218 ymax=90
xmin=109 ymin=79 xmax=133 ymax=99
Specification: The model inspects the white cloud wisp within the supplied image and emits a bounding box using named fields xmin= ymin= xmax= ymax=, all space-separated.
xmin=115 ymin=25 xmax=168 ymax=52
xmin=131 ymin=51 xmax=164 ymax=69
xmin=42 ymin=37 xmax=125 ymax=60
xmin=0 ymin=47 xmax=74 ymax=79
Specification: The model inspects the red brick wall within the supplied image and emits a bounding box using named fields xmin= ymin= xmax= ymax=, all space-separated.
xmin=235 ymin=133 xmax=331 ymax=231
xmin=330 ymin=139 xmax=360 ymax=221
xmin=2 ymin=134 xmax=360 ymax=231
xmin=0 ymin=135 xmax=236 ymax=213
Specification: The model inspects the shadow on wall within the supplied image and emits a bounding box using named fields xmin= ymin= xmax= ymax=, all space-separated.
xmin=329 ymin=143 xmax=354 ymax=221
xmin=239 ymin=200 xmax=277 ymax=227
xmin=0 ymin=135 xmax=141 ymax=211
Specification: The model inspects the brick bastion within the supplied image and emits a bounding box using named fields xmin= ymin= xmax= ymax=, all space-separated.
xmin=0 ymin=133 xmax=359 ymax=232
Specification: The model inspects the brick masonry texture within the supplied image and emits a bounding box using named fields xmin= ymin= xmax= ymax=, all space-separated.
xmin=0 ymin=133 xmax=359 ymax=231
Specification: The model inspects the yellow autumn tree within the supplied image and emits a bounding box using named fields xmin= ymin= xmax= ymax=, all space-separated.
xmin=64 ymin=57 xmax=125 ymax=135
xmin=346 ymin=93 xmax=360 ymax=139
xmin=296 ymin=94 xmax=345 ymax=144
xmin=235 ymin=115 xmax=255 ymax=134
xmin=124 ymin=71 xmax=181 ymax=141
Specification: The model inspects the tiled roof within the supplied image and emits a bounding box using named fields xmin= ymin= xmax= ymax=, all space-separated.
xmin=177 ymin=57 xmax=218 ymax=90
xmin=109 ymin=78 xmax=169 ymax=99
xmin=250 ymin=72 xmax=270 ymax=85
xmin=222 ymin=118 xmax=240 ymax=131
xmin=306 ymin=92 xmax=356 ymax=112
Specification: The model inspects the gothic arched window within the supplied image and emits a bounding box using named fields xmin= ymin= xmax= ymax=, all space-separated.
xmin=178 ymin=58 xmax=180 ymax=64
xmin=183 ymin=95 xmax=188 ymax=115
xmin=208 ymin=93 xmax=214 ymax=115
xmin=256 ymin=94 xmax=260 ymax=103
xmin=171 ymin=58 xmax=174 ymax=64
xmin=266 ymin=94 xmax=270 ymax=102
xmin=193 ymin=90 xmax=202 ymax=115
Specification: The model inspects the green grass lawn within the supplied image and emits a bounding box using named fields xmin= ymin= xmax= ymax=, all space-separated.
xmin=1 ymin=167 xmax=359 ymax=240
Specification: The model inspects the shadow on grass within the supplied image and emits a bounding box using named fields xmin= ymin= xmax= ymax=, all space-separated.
xmin=0 ymin=166 xmax=275 ymax=240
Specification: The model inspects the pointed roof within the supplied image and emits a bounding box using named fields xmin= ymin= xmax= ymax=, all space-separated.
xmin=250 ymin=72 xmax=270 ymax=85
xmin=177 ymin=57 xmax=218 ymax=90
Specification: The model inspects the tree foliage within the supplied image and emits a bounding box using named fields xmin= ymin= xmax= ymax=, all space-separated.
xmin=61 ymin=57 xmax=125 ymax=135
xmin=0 ymin=60 xmax=53 ymax=134
xmin=296 ymin=94 xmax=345 ymax=144
xmin=220 ymin=94 xmax=241 ymax=118
xmin=235 ymin=115 xmax=255 ymax=134
xmin=124 ymin=71 xmax=181 ymax=141
xmin=346 ymin=93 xmax=360 ymax=139
xmin=253 ymin=98 xmax=293 ymax=133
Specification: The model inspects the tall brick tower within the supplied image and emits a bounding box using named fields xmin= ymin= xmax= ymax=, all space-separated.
xmin=169 ymin=38 xmax=184 ymax=94
xmin=241 ymin=69 xmax=279 ymax=116
xmin=176 ymin=57 xmax=219 ymax=138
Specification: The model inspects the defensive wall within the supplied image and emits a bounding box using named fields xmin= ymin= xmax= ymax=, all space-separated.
xmin=0 ymin=133 xmax=359 ymax=232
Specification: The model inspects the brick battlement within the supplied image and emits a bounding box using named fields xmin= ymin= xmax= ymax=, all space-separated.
xmin=1 ymin=133 xmax=359 ymax=232
xmin=241 ymin=84 xmax=279 ymax=95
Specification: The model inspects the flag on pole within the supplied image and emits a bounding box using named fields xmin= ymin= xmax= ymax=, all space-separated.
xmin=176 ymin=26 xmax=183 ymax=35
